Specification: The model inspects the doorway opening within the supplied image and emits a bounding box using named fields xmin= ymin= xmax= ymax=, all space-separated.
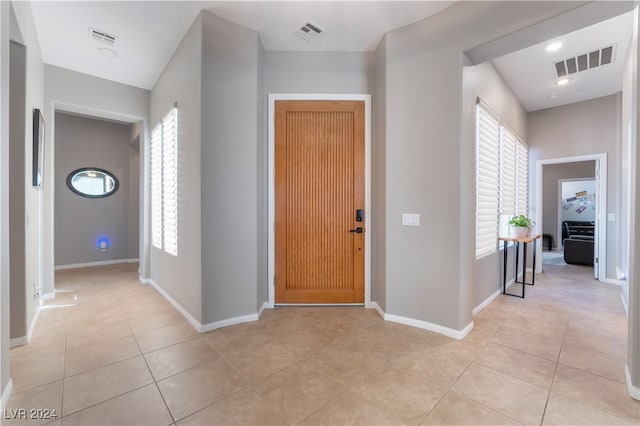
xmin=536 ymin=155 xmax=606 ymax=280
xmin=48 ymin=103 xmax=146 ymax=302
xmin=540 ymin=162 xmax=597 ymax=276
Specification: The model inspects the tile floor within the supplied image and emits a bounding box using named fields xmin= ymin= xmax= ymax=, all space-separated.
xmin=4 ymin=262 xmax=639 ymax=425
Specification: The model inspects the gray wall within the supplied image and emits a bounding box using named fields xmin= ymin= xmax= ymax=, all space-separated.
xmin=10 ymin=1 xmax=44 ymax=350
xmin=150 ymin=14 xmax=203 ymax=322
xmin=9 ymin=41 xmax=26 ymax=339
xmin=373 ymin=35 xmax=387 ymax=310
xmin=256 ymin=39 xmax=266 ymax=311
xmin=200 ymin=11 xmax=261 ymax=323
xmin=542 ymin=161 xmax=595 ymax=249
xmin=463 ymin=61 xmax=528 ymax=310
xmin=624 ymin=4 xmax=639 ymax=398
xmin=379 ymin=1 xmax=577 ymax=330
xmin=264 ymin=51 xmax=374 ymax=94
xmin=44 ymin=65 xmax=150 ymax=294
xmin=528 ymin=94 xmax=621 ymax=280
xmin=54 ymin=113 xmax=135 ymax=266
xmin=1 ymin=0 xmax=10 ymax=400
xmin=129 ymin=123 xmax=141 ymax=258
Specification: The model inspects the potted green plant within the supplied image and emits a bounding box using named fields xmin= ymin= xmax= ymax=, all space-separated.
xmin=508 ymin=215 xmax=534 ymax=238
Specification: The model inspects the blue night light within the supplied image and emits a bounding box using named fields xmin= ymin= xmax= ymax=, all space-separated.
xmin=97 ymin=236 xmax=111 ymax=252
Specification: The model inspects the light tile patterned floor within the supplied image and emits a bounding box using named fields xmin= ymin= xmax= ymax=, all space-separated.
xmin=4 ymin=262 xmax=639 ymax=425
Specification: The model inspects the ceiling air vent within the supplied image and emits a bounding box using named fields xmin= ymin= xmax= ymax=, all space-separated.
xmin=554 ymin=45 xmax=615 ymax=77
xmin=89 ymin=27 xmax=117 ymax=46
xmin=293 ymin=20 xmax=326 ymax=42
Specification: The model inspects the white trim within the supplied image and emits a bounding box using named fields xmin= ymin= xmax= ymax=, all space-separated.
xmin=621 ymin=293 xmax=629 ymax=316
xmin=139 ymin=276 xmax=202 ymax=331
xmin=1 ymin=379 xmax=13 ymax=412
xmin=536 ymin=154 xmax=607 ymax=280
xmin=370 ymin=302 xmax=474 ymax=340
xmin=9 ymin=304 xmax=41 ymax=348
xmin=267 ymin=94 xmax=372 ymax=309
xmin=55 ymin=258 xmax=139 ymax=270
xmin=600 ymin=278 xmax=625 ymax=286
xmin=625 ymin=365 xmax=640 ymax=401
xmin=473 ymin=276 xmax=519 ymax=317
xmin=370 ymin=301 xmax=385 ymax=319
xmin=42 ymin=291 xmax=55 ymax=301
xmin=140 ymin=276 xmax=265 ymax=333
xmin=473 ymin=288 xmax=501 ymax=316
xmin=257 ymin=301 xmax=268 ymax=318
xmin=27 ymin=304 xmax=40 ymax=341
xmin=199 ymin=313 xmax=260 ymax=333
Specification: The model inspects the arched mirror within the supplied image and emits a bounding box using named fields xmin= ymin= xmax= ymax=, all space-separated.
xmin=67 ymin=168 xmax=119 ymax=198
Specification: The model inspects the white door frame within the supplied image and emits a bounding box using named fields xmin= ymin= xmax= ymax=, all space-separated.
xmin=536 ymin=153 xmax=606 ymax=279
xmin=267 ymin=94 xmax=372 ymax=308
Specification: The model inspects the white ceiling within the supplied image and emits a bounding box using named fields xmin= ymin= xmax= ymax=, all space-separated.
xmin=29 ymin=1 xmax=454 ymax=90
xmin=491 ymin=11 xmax=634 ymax=112
xmin=28 ymin=1 xmax=634 ymax=112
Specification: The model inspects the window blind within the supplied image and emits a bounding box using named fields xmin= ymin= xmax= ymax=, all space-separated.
xmin=475 ymin=103 xmax=500 ymax=259
xmin=150 ymin=123 xmax=163 ymax=250
xmin=516 ymin=139 xmax=529 ymax=216
xmin=499 ymin=127 xmax=517 ymax=216
xmin=162 ymin=107 xmax=179 ymax=256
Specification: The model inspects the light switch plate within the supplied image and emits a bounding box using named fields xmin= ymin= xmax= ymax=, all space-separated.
xmin=608 ymin=213 xmax=616 ymax=222
xmin=402 ymin=213 xmax=420 ymax=227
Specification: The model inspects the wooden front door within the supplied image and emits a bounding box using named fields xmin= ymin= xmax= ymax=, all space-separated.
xmin=275 ymin=100 xmax=365 ymax=304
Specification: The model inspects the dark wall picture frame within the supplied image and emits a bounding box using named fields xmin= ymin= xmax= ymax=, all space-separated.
xmin=32 ymin=108 xmax=45 ymax=188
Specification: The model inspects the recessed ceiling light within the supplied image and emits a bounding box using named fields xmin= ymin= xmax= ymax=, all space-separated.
xmin=546 ymin=41 xmax=563 ymax=52
xmin=99 ymin=47 xmax=118 ymax=58
xmin=555 ymin=77 xmax=572 ymax=86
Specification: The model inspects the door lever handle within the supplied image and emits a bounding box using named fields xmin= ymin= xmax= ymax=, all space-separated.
xmin=349 ymin=227 xmax=363 ymax=234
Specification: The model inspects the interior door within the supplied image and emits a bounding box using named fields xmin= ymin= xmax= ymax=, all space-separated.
xmin=275 ymin=100 xmax=365 ymax=304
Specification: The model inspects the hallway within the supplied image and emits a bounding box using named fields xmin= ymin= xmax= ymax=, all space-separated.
xmin=4 ymin=263 xmax=639 ymax=425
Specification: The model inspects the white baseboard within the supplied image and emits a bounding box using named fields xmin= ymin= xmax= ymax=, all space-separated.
xmin=621 ymin=293 xmax=628 ymax=316
xmin=473 ymin=288 xmax=502 ymax=317
xmin=625 ymin=365 xmax=640 ymax=401
xmin=56 ymin=258 xmax=139 ymax=270
xmin=139 ymin=276 xmax=203 ymax=331
xmin=370 ymin=302 xmax=473 ymax=340
xmin=10 ymin=304 xmax=41 ymax=348
xmin=473 ymin=275 xmax=519 ymax=317
xmin=601 ymin=278 xmax=625 ymax=286
xmin=257 ymin=301 xmax=268 ymax=318
xmin=1 ymin=379 xmax=13 ymax=411
xmin=370 ymin=301 xmax=385 ymax=319
xmin=200 ymin=312 xmax=260 ymax=333
xmin=139 ymin=276 xmax=267 ymax=333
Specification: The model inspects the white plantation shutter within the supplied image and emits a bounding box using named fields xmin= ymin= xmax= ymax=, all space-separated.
xmin=476 ymin=103 xmax=500 ymax=259
xmin=516 ymin=140 xmax=529 ymax=216
xmin=150 ymin=105 xmax=179 ymax=256
xmin=162 ymin=107 xmax=178 ymax=256
xmin=499 ymin=127 xmax=517 ymax=216
xmin=150 ymin=123 xmax=163 ymax=249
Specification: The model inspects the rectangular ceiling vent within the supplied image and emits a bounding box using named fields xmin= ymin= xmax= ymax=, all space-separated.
xmin=88 ymin=27 xmax=117 ymax=46
xmin=293 ymin=21 xmax=326 ymax=42
xmin=555 ymin=45 xmax=615 ymax=77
